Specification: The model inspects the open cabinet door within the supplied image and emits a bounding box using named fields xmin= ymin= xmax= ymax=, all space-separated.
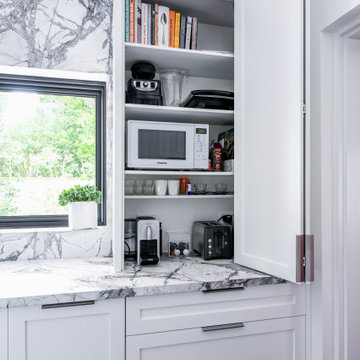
xmin=234 ymin=0 xmax=304 ymax=283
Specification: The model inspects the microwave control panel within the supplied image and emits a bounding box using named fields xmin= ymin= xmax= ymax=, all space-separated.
xmin=194 ymin=124 xmax=209 ymax=168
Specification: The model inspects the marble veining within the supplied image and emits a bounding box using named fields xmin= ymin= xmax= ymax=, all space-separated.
xmin=0 ymin=0 xmax=114 ymax=262
xmin=0 ymin=255 xmax=286 ymax=308
xmin=0 ymin=0 xmax=113 ymax=73
xmin=0 ymin=227 xmax=112 ymax=262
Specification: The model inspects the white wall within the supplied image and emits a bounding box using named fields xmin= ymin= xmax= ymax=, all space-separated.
xmin=343 ymin=38 xmax=360 ymax=360
xmin=310 ymin=1 xmax=360 ymax=359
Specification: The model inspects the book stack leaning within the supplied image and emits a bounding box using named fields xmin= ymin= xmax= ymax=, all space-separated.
xmin=125 ymin=0 xmax=199 ymax=50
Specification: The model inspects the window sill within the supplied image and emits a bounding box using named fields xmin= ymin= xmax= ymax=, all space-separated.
xmin=0 ymin=226 xmax=107 ymax=234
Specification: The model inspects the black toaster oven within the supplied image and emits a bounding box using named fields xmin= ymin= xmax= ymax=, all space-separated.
xmin=192 ymin=221 xmax=233 ymax=260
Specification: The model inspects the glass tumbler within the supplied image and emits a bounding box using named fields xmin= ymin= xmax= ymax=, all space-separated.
xmin=125 ymin=180 xmax=135 ymax=195
xmin=134 ymin=180 xmax=144 ymax=195
xmin=144 ymin=180 xmax=154 ymax=195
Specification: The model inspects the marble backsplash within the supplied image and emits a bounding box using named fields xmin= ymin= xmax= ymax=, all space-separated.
xmin=0 ymin=227 xmax=112 ymax=262
xmin=0 ymin=0 xmax=114 ymax=261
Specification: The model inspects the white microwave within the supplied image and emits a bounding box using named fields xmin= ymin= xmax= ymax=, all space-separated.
xmin=126 ymin=120 xmax=209 ymax=169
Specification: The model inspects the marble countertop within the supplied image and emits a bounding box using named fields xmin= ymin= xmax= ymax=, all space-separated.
xmin=0 ymin=255 xmax=285 ymax=308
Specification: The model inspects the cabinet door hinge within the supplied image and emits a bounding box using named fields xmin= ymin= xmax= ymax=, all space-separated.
xmin=296 ymin=234 xmax=314 ymax=283
xmin=303 ymin=104 xmax=307 ymax=114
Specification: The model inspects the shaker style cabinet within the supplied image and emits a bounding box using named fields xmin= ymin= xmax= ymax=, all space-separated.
xmin=127 ymin=316 xmax=305 ymax=360
xmin=126 ymin=285 xmax=306 ymax=360
xmin=8 ymin=299 xmax=125 ymax=360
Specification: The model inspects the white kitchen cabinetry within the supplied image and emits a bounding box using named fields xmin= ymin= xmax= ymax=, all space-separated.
xmin=127 ymin=316 xmax=305 ymax=360
xmin=8 ymin=299 xmax=125 ymax=360
xmin=126 ymin=283 xmax=305 ymax=335
xmin=0 ymin=308 xmax=7 ymax=360
xmin=113 ymin=0 xmax=311 ymax=284
xmin=126 ymin=284 xmax=305 ymax=360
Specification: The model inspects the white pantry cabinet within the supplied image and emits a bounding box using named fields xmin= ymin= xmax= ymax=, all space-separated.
xmin=8 ymin=299 xmax=125 ymax=360
xmin=126 ymin=316 xmax=305 ymax=360
xmin=0 ymin=308 xmax=7 ymax=360
xmin=113 ymin=0 xmax=312 ymax=284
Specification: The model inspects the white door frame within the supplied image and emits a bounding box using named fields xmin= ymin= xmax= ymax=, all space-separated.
xmin=321 ymin=6 xmax=360 ymax=360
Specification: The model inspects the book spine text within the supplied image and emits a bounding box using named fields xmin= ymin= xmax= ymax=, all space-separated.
xmin=174 ymin=12 xmax=181 ymax=48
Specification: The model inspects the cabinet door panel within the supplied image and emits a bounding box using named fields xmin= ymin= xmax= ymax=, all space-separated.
xmin=9 ymin=299 xmax=125 ymax=360
xmin=127 ymin=316 xmax=305 ymax=360
xmin=126 ymin=284 xmax=305 ymax=335
xmin=234 ymin=0 xmax=304 ymax=282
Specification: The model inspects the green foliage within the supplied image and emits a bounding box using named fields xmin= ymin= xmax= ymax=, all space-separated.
xmin=0 ymin=92 xmax=97 ymax=216
xmin=0 ymin=178 xmax=18 ymax=215
xmin=58 ymin=185 xmax=102 ymax=206
xmin=0 ymin=94 xmax=96 ymax=179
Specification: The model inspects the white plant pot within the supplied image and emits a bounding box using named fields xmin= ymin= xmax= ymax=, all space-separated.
xmin=68 ymin=201 xmax=97 ymax=230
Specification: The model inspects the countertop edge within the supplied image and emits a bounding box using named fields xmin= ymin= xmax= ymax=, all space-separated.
xmin=0 ymin=276 xmax=286 ymax=309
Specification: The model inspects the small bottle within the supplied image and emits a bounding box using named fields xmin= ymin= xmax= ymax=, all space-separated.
xmin=186 ymin=181 xmax=192 ymax=195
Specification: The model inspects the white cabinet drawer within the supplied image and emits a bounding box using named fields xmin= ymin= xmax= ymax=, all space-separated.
xmin=126 ymin=316 xmax=305 ymax=360
xmin=126 ymin=283 xmax=305 ymax=335
xmin=9 ymin=299 xmax=125 ymax=360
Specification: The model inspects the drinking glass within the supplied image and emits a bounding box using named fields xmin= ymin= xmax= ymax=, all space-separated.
xmin=160 ymin=70 xmax=186 ymax=107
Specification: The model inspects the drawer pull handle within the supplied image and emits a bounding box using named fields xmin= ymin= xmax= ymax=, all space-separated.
xmin=42 ymin=300 xmax=95 ymax=309
xmin=202 ymin=322 xmax=245 ymax=332
xmin=202 ymin=287 xmax=245 ymax=294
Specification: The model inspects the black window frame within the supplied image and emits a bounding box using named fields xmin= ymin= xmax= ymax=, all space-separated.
xmin=0 ymin=74 xmax=106 ymax=229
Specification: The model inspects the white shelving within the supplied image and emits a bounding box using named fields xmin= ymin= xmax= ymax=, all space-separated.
xmin=125 ymin=170 xmax=234 ymax=176
xmin=125 ymin=194 xmax=234 ymax=200
xmin=125 ymin=104 xmax=234 ymax=125
xmin=125 ymin=43 xmax=234 ymax=80
xmin=117 ymin=0 xmax=236 ymax=272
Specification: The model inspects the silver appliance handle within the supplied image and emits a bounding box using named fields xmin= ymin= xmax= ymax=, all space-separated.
xmin=146 ymin=225 xmax=152 ymax=240
xmin=42 ymin=300 xmax=95 ymax=309
xmin=201 ymin=322 xmax=245 ymax=332
xmin=202 ymin=286 xmax=244 ymax=294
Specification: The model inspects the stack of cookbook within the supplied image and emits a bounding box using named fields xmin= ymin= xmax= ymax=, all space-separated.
xmin=125 ymin=1 xmax=199 ymax=50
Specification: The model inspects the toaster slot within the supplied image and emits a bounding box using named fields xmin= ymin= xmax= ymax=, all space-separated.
xmin=214 ymin=230 xmax=225 ymax=249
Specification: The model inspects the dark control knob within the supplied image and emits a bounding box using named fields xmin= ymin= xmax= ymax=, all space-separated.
xmin=215 ymin=249 xmax=223 ymax=256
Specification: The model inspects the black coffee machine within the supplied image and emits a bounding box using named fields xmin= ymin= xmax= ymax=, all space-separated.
xmin=126 ymin=62 xmax=163 ymax=105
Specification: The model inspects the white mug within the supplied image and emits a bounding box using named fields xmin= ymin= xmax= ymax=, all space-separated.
xmin=155 ymin=180 xmax=168 ymax=196
xmin=168 ymin=180 xmax=180 ymax=195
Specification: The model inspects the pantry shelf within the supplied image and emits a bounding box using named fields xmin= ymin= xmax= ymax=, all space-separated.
xmin=125 ymin=194 xmax=234 ymax=200
xmin=125 ymin=43 xmax=234 ymax=80
xmin=125 ymin=104 xmax=234 ymax=125
xmin=125 ymin=170 xmax=234 ymax=176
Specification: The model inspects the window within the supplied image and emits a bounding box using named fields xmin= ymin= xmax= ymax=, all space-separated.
xmin=0 ymin=74 xmax=106 ymax=229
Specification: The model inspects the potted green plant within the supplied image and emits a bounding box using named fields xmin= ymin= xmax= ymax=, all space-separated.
xmin=59 ymin=185 xmax=102 ymax=230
